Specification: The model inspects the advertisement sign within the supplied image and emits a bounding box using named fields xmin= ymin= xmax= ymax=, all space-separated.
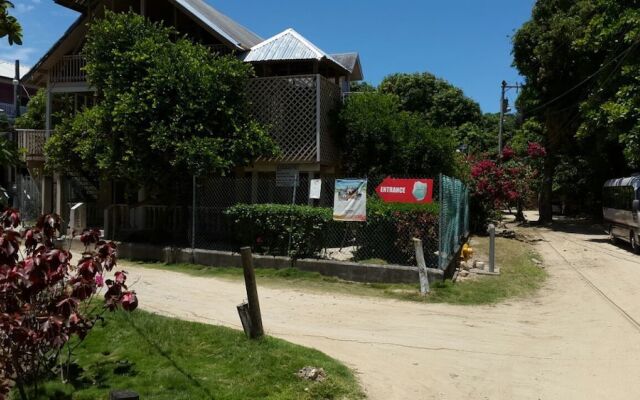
xmin=333 ymin=179 xmax=367 ymax=221
xmin=375 ymin=177 xmax=434 ymax=204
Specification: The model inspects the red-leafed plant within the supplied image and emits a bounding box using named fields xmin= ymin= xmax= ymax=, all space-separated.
xmin=468 ymin=142 xmax=546 ymax=230
xmin=0 ymin=209 xmax=138 ymax=400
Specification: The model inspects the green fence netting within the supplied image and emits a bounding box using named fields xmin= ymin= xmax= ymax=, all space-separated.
xmin=438 ymin=174 xmax=470 ymax=270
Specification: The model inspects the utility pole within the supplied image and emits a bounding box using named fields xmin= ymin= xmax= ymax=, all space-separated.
xmin=13 ymin=60 xmax=20 ymax=118
xmin=498 ymin=80 xmax=521 ymax=159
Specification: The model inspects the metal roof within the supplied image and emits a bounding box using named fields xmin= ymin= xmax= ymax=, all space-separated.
xmin=54 ymin=0 xmax=88 ymax=12
xmin=331 ymin=53 xmax=363 ymax=81
xmin=242 ymin=29 xmax=348 ymax=73
xmin=604 ymin=176 xmax=640 ymax=189
xmin=173 ymin=0 xmax=263 ymax=49
xmin=0 ymin=59 xmax=30 ymax=80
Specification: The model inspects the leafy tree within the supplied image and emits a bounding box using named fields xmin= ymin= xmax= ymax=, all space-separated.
xmin=454 ymin=113 xmax=518 ymax=155
xmin=45 ymin=12 xmax=276 ymax=194
xmin=337 ymin=91 xmax=458 ymax=178
xmin=379 ymin=72 xmax=482 ymax=128
xmin=0 ymin=112 xmax=17 ymax=168
xmin=348 ymin=81 xmax=376 ymax=93
xmin=14 ymin=89 xmax=46 ymax=129
xmin=0 ymin=0 xmax=21 ymax=45
xmin=513 ymin=0 xmax=640 ymax=221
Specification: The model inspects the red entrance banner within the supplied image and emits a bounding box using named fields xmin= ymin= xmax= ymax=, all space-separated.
xmin=375 ymin=177 xmax=434 ymax=204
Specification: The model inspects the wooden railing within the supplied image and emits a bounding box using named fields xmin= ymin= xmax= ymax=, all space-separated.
xmin=15 ymin=129 xmax=48 ymax=162
xmin=50 ymin=55 xmax=87 ymax=84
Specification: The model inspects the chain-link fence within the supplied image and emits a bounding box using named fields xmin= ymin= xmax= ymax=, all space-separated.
xmin=186 ymin=174 xmax=467 ymax=269
xmin=107 ymin=174 xmax=468 ymax=270
xmin=13 ymin=173 xmax=41 ymax=224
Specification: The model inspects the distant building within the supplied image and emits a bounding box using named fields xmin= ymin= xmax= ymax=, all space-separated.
xmin=0 ymin=59 xmax=34 ymax=118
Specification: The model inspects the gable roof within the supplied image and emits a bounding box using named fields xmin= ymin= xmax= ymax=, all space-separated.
xmin=242 ymin=28 xmax=348 ymax=73
xmin=173 ymin=0 xmax=262 ymax=49
xmin=0 ymin=59 xmax=30 ymax=80
xmin=331 ymin=53 xmax=363 ymax=81
xmin=55 ymin=0 xmax=262 ymax=50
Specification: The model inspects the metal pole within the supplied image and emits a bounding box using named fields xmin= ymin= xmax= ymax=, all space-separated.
xmin=191 ymin=175 xmax=196 ymax=258
xmin=488 ymin=224 xmax=496 ymax=273
xmin=498 ymin=80 xmax=506 ymax=159
xmin=286 ymin=177 xmax=297 ymax=257
xmin=14 ymin=60 xmax=20 ymax=118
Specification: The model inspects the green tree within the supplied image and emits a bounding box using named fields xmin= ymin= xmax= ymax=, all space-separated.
xmin=45 ymin=12 xmax=276 ymax=193
xmin=379 ymin=72 xmax=482 ymax=128
xmin=348 ymin=81 xmax=376 ymax=93
xmin=454 ymin=113 xmax=518 ymax=155
xmin=0 ymin=0 xmax=21 ymax=45
xmin=337 ymin=92 xmax=458 ymax=177
xmin=14 ymin=89 xmax=46 ymax=129
xmin=513 ymin=0 xmax=640 ymax=221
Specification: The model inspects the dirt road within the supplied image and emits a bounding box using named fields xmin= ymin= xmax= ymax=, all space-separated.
xmin=118 ymin=219 xmax=640 ymax=399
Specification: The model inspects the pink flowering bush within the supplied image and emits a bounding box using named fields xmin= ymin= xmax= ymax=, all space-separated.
xmin=0 ymin=209 xmax=137 ymax=400
xmin=468 ymin=142 xmax=545 ymax=229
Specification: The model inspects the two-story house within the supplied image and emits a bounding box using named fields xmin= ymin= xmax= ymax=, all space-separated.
xmin=18 ymin=0 xmax=363 ymax=226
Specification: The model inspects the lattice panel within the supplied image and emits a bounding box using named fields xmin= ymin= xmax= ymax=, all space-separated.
xmin=318 ymin=76 xmax=341 ymax=165
xmin=247 ymin=75 xmax=318 ymax=162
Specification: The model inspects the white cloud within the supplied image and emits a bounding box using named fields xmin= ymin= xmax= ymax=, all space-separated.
xmin=14 ymin=3 xmax=35 ymax=13
xmin=0 ymin=46 xmax=37 ymax=64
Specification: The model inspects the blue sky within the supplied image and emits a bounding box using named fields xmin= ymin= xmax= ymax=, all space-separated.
xmin=1 ymin=0 xmax=535 ymax=112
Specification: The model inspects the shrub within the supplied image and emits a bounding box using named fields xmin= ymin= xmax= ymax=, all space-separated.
xmin=0 ymin=210 xmax=137 ymax=400
xmin=224 ymin=204 xmax=333 ymax=258
xmin=354 ymin=199 xmax=439 ymax=265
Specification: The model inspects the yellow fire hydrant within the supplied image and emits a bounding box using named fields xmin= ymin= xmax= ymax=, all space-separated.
xmin=462 ymin=243 xmax=473 ymax=261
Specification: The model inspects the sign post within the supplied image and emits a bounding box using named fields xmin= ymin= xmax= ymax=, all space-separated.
xmin=277 ymin=166 xmax=299 ymax=256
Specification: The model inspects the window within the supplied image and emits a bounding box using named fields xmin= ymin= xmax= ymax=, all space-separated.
xmin=604 ymin=186 xmax=635 ymax=210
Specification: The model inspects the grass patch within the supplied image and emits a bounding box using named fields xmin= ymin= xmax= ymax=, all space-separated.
xmin=125 ymin=236 xmax=545 ymax=306
xmin=426 ymin=237 xmax=547 ymax=305
xmin=24 ymin=310 xmax=364 ymax=400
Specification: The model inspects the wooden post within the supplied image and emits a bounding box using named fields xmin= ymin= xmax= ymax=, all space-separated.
xmin=240 ymin=247 xmax=264 ymax=339
xmin=413 ymin=238 xmax=430 ymax=295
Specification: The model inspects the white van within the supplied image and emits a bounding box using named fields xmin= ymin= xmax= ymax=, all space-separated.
xmin=603 ymin=176 xmax=640 ymax=253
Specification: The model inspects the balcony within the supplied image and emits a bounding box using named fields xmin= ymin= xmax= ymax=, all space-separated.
xmin=50 ymin=55 xmax=87 ymax=84
xmin=247 ymin=74 xmax=341 ymax=165
xmin=16 ymin=129 xmax=48 ymax=163
xmin=44 ymin=62 xmax=343 ymax=165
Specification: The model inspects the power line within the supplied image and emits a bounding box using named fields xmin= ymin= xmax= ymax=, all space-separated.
xmin=522 ymin=38 xmax=640 ymax=116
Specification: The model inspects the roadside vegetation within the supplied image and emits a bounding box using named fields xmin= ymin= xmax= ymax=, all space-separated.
xmin=126 ymin=235 xmax=546 ymax=306
xmin=25 ymin=310 xmax=365 ymax=400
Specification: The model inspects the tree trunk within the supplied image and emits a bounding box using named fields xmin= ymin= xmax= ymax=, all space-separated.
xmin=515 ymin=199 xmax=526 ymax=222
xmin=538 ymin=154 xmax=555 ymax=224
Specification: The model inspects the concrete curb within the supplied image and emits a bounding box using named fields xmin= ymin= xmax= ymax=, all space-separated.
xmin=112 ymin=241 xmax=444 ymax=284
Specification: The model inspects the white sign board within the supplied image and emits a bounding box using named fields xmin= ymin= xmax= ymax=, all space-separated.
xmin=309 ymin=179 xmax=322 ymax=199
xmin=276 ymin=166 xmax=299 ymax=187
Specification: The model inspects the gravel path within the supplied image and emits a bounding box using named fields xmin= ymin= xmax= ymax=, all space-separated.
xmin=113 ymin=219 xmax=640 ymax=399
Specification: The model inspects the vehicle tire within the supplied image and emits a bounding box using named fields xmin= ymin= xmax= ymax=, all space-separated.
xmin=631 ymin=232 xmax=640 ymax=254
xmin=609 ymin=226 xmax=618 ymax=245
